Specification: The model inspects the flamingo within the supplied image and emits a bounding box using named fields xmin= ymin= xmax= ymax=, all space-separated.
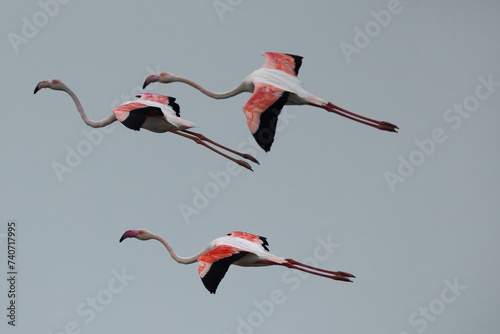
xmin=119 ymin=229 xmax=355 ymax=294
xmin=34 ymin=79 xmax=259 ymax=171
xmin=143 ymin=52 xmax=399 ymax=152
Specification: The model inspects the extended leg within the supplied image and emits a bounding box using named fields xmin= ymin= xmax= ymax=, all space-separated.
xmin=172 ymin=131 xmax=254 ymax=172
xmin=182 ymin=130 xmax=259 ymax=164
xmin=313 ymin=102 xmax=398 ymax=133
xmin=280 ymin=258 xmax=355 ymax=282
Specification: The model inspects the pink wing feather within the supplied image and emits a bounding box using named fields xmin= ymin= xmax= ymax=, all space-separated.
xmin=227 ymin=231 xmax=269 ymax=251
xmin=112 ymin=101 xmax=153 ymax=123
xmin=198 ymin=245 xmax=248 ymax=294
xmin=261 ymin=52 xmax=303 ymax=76
xmin=135 ymin=93 xmax=169 ymax=105
xmin=242 ymin=83 xmax=289 ymax=152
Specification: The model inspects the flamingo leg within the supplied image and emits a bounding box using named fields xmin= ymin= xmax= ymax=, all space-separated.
xmin=171 ymin=131 xmax=254 ymax=172
xmin=312 ymin=102 xmax=398 ymax=133
xmin=182 ymin=130 xmax=259 ymax=164
xmin=279 ymin=258 xmax=355 ymax=282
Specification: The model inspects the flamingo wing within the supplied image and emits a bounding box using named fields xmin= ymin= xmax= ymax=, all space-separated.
xmin=243 ymin=82 xmax=289 ymax=152
xmin=112 ymin=102 xmax=163 ymax=131
xmin=227 ymin=231 xmax=269 ymax=251
xmin=262 ymin=52 xmax=303 ymax=76
xmin=198 ymin=245 xmax=248 ymax=294
xmin=136 ymin=93 xmax=180 ymax=117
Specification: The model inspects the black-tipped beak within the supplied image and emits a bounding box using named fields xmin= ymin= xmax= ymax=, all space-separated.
xmin=142 ymin=74 xmax=159 ymax=89
xmin=119 ymin=229 xmax=139 ymax=242
xmin=34 ymin=84 xmax=41 ymax=94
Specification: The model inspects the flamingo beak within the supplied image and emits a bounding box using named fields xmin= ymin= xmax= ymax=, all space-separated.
xmin=143 ymin=74 xmax=159 ymax=89
xmin=34 ymin=81 xmax=46 ymax=94
xmin=119 ymin=230 xmax=139 ymax=242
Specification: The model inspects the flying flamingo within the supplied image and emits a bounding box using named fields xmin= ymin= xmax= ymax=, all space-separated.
xmin=119 ymin=229 xmax=355 ymax=294
xmin=34 ymin=79 xmax=259 ymax=171
xmin=143 ymin=52 xmax=399 ymax=152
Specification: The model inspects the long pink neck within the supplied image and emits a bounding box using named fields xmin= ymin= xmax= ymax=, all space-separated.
xmin=63 ymin=86 xmax=117 ymax=128
xmin=151 ymin=235 xmax=210 ymax=265
xmin=174 ymin=76 xmax=250 ymax=100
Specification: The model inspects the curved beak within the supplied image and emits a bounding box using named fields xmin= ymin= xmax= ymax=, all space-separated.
xmin=34 ymin=80 xmax=50 ymax=94
xmin=119 ymin=229 xmax=139 ymax=242
xmin=33 ymin=83 xmax=43 ymax=94
xmin=143 ymin=74 xmax=159 ymax=89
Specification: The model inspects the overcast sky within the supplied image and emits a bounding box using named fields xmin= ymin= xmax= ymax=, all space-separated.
xmin=2 ymin=1 xmax=500 ymax=333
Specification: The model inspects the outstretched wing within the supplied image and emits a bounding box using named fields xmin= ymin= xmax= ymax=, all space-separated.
xmin=243 ymin=82 xmax=289 ymax=152
xmin=112 ymin=102 xmax=164 ymax=131
xmin=198 ymin=245 xmax=248 ymax=294
xmin=136 ymin=93 xmax=181 ymax=117
xmin=227 ymin=231 xmax=269 ymax=251
xmin=262 ymin=52 xmax=303 ymax=76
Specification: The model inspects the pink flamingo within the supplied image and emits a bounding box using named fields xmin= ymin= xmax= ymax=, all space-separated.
xmin=119 ymin=229 xmax=355 ymax=294
xmin=34 ymin=79 xmax=258 ymax=171
xmin=143 ymin=52 xmax=398 ymax=152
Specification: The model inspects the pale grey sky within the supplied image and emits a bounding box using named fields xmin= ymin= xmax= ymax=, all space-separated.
xmin=2 ymin=1 xmax=500 ymax=333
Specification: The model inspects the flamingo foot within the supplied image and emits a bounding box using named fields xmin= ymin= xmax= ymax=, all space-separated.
xmin=332 ymin=275 xmax=354 ymax=283
xmin=378 ymin=121 xmax=399 ymax=133
xmin=283 ymin=258 xmax=355 ymax=282
xmin=332 ymin=271 xmax=356 ymax=282
xmin=181 ymin=130 xmax=259 ymax=167
xmin=318 ymin=102 xmax=399 ymax=134
xmin=335 ymin=271 xmax=356 ymax=278
xmin=237 ymin=160 xmax=254 ymax=172
xmin=242 ymin=154 xmax=260 ymax=165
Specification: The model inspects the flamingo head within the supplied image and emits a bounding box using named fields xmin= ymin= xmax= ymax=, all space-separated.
xmin=143 ymin=72 xmax=177 ymax=89
xmin=119 ymin=229 xmax=152 ymax=242
xmin=34 ymin=79 xmax=67 ymax=94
